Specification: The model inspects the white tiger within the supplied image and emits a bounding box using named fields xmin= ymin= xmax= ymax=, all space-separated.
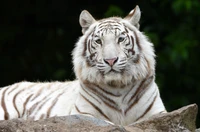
xmin=0 ymin=5 xmax=166 ymax=126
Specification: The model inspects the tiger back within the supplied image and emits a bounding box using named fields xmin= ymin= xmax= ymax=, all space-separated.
xmin=0 ymin=5 xmax=166 ymax=126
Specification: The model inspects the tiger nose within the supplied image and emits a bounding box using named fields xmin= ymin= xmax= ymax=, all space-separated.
xmin=104 ymin=57 xmax=118 ymax=66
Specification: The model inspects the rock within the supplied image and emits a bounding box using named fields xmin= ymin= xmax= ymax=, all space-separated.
xmin=196 ymin=128 xmax=200 ymax=132
xmin=0 ymin=104 xmax=198 ymax=132
xmin=0 ymin=115 xmax=125 ymax=132
xmin=126 ymin=104 xmax=198 ymax=132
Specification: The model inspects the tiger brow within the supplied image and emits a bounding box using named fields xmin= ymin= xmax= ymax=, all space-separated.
xmin=121 ymin=31 xmax=126 ymax=35
xmin=115 ymin=31 xmax=126 ymax=37
xmin=98 ymin=21 xmax=121 ymax=29
xmin=99 ymin=20 xmax=121 ymax=24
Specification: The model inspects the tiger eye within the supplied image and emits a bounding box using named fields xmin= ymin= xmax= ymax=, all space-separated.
xmin=118 ymin=37 xmax=125 ymax=43
xmin=95 ymin=39 xmax=102 ymax=44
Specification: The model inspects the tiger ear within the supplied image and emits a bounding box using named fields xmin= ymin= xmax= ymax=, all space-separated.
xmin=124 ymin=5 xmax=141 ymax=29
xmin=79 ymin=10 xmax=96 ymax=34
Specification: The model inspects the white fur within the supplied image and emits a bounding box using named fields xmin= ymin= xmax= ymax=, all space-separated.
xmin=0 ymin=6 xmax=166 ymax=126
xmin=72 ymin=5 xmax=166 ymax=125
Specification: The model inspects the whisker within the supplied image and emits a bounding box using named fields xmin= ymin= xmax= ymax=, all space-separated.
xmin=96 ymin=65 xmax=106 ymax=68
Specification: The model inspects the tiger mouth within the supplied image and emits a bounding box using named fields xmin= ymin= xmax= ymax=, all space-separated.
xmin=109 ymin=69 xmax=118 ymax=73
xmin=105 ymin=69 xmax=121 ymax=74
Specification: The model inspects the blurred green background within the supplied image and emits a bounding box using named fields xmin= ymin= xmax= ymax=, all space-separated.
xmin=0 ymin=0 xmax=199 ymax=127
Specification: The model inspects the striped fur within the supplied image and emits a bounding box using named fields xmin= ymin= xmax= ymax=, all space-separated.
xmin=0 ymin=6 xmax=166 ymax=125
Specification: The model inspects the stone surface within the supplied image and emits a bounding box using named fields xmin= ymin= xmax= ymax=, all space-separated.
xmin=126 ymin=104 xmax=198 ymax=132
xmin=0 ymin=115 xmax=125 ymax=132
xmin=0 ymin=104 xmax=198 ymax=132
xmin=196 ymin=128 xmax=200 ymax=132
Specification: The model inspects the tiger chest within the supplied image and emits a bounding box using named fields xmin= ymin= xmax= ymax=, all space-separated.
xmin=74 ymin=92 xmax=140 ymax=125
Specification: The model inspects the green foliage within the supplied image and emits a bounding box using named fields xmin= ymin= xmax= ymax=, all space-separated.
xmin=104 ymin=5 xmax=124 ymax=17
xmin=146 ymin=1 xmax=200 ymax=126
xmin=172 ymin=0 xmax=200 ymax=14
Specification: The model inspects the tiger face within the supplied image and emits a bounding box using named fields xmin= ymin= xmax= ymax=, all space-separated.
xmin=73 ymin=6 xmax=155 ymax=87
xmin=84 ymin=21 xmax=140 ymax=82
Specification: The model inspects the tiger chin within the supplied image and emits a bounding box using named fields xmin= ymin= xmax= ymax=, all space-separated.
xmin=0 ymin=5 xmax=166 ymax=126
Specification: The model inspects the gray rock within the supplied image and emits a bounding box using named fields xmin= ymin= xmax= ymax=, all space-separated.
xmin=126 ymin=104 xmax=198 ymax=132
xmin=0 ymin=115 xmax=125 ymax=132
xmin=196 ymin=128 xmax=200 ymax=132
xmin=0 ymin=104 xmax=198 ymax=132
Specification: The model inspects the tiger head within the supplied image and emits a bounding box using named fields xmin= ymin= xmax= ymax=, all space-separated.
xmin=73 ymin=6 xmax=155 ymax=88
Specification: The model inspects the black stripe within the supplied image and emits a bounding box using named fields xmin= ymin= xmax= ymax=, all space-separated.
xmin=99 ymin=27 xmax=104 ymax=32
xmin=80 ymin=93 xmax=110 ymax=121
xmin=121 ymin=31 xmax=126 ymax=34
xmin=125 ymin=76 xmax=154 ymax=115
xmin=28 ymin=86 xmax=49 ymax=115
xmin=98 ymin=26 xmax=121 ymax=36
xmin=97 ymin=85 xmax=122 ymax=97
xmin=83 ymin=35 xmax=89 ymax=56
xmin=7 ymin=83 xmax=20 ymax=95
xmin=1 ymin=88 xmax=10 ymax=120
xmin=29 ymin=86 xmax=53 ymax=115
xmin=98 ymin=22 xmax=114 ymax=28
xmin=90 ymin=41 xmax=95 ymax=51
xmin=83 ymin=83 xmax=118 ymax=103
xmin=88 ymin=40 xmax=92 ymax=54
xmin=123 ymin=24 xmax=141 ymax=50
xmin=126 ymin=35 xmax=131 ymax=45
xmin=128 ymin=76 xmax=153 ymax=104
xmin=130 ymin=36 xmax=134 ymax=49
xmin=46 ymin=92 xmax=64 ymax=118
xmin=125 ymin=43 xmax=131 ymax=46
xmin=114 ymin=27 xmax=121 ymax=31
xmin=128 ymin=79 xmax=146 ymax=104
xmin=99 ymin=20 xmax=121 ymax=25
xmin=124 ymin=26 xmax=129 ymax=33
xmin=22 ymin=94 xmax=33 ymax=116
xmin=135 ymin=93 xmax=158 ymax=121
xmin=115 ymin=29 xmax=117 ymax=36
xmin=122 ymin=83 xmax=136 ymax=102
xmin=101 ymin=31 xmax=103 ymax=37
xmin=34 ymin=97 xmax=51 ymax=116
xmin=127 ymin=36 xmax=135 ymax=55
xmin=83 ymin=30 xmax=94 ymax=56
xmin=84 ymin=82 xmax=121 ymax=97
xmin=31 ymin=86 xmax=44 ymax=101
xmin=13 ymin=89 xmax=25 ymax=118
xmin=118 ymin=61 xmax=126 ymax=66
xmin=112 ymin=24 xmax=122 ymax=27
xmin=28 ymin=102 xmax=40 ymax=115
xmin=144 ymin=56 xmax=151 ymax=73
xmin=75 ymin=105 xmax=95 ymax=117
xmin=81 ymin=85 xmax=101 ymax=104
xmin=83 ymin=83 xmax=120 ymax=111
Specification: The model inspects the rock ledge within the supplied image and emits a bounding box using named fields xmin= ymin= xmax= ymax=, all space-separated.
xmin=0 ymin=104 xmax=198 ymax=132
